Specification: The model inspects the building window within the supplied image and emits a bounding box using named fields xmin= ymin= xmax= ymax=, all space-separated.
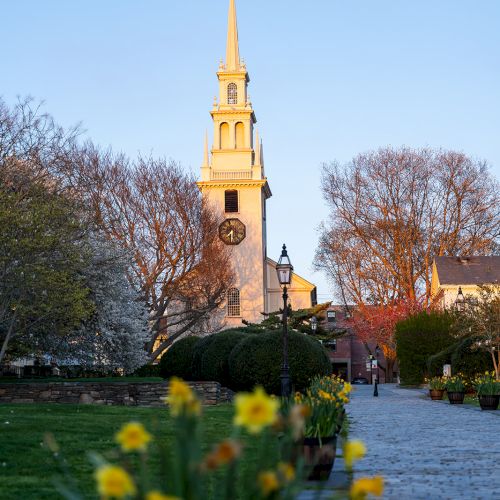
xmin=227 ymin=288 xmax=240 ymax=317
xmin=225 ymin=190 xmax=239 ymax=213
xmin=325 ymin=339 xmax=337 ymax=352
xmin=227 ymin=83 xmax=237 ymax=104
xmin=327 ymin=310 xmax=336 ymax=322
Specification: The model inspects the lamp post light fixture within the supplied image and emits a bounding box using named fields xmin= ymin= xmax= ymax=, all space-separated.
xmin=374 ymin=344 xmax=381 ymax=397
xmin=310 ymin=316 xmax=318 ymax=333
xmin=455 ymin=286 xmax=466 ymax=312
xmin=276 ymin=244 xmax=293 ymax=398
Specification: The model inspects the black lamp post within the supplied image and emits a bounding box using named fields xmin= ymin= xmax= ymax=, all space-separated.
xmin=455 ymin=287 xmax=466 ymax=312
xmin=374 ymin=344 xmax=381 ymax=397
xmin=276 ymin=244 xmax=293 ymax=398
xmin=310 ymin=316 xmax=318 ymax=333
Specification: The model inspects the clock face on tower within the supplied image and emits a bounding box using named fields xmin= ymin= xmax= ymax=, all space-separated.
xmin=219 ymin=218 xmax=246 ymax=245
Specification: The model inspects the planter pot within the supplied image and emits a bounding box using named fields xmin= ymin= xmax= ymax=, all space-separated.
xmin=429 ymin=389 xmax=445 ymax=401
xmin=447 ymin=391 xmax=465 ymax=404
xmin=302 ymin=436 xmax=337 ymax=481
xmin=479 ymin=395 xmax=499 ymax=411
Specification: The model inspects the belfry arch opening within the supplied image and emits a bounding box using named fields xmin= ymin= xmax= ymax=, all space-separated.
xmin=220 ymin=122 xmax=230 ymax=149
xmin=235 ymin=122 xmax=244 ymax=149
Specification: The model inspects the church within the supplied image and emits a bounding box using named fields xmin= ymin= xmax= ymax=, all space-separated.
xmin=196 ymin=0 xmax=316 ymax=326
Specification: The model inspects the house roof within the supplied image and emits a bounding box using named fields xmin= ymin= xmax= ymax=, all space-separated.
xmin=266 ymin=258 xmax=316 ymax=289
xmin=434 ymin=256 xmax=500 ymax=286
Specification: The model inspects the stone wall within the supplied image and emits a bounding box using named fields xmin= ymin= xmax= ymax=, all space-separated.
xmin=0 ymin=381 xmax=233 ymax=407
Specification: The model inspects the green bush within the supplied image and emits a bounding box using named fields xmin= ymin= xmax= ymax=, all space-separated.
xmin=228 ymin=330 xmax=332 ymax=394
xmin=159 ymin=336 xmax=200 ymax=380
xmin=199 ymin=330 xmax=247 ymax=387
xmin=190 ymin=335 xmax=218 ymax=380
xmin=395 ymin=311 xmax=454 ymax=385
xmin=132 ymin=363 xmax=161 ymax=378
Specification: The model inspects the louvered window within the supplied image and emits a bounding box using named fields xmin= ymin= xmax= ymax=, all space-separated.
xmin=228 ymin=83 xmax=237 ymax=104
xmin=225 ymin=190 xmax=239 ymax=213
xmin=227 ymin=288 xmax=240 ymax=317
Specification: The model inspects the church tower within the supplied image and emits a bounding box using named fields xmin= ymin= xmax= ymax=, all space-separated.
xmin=197 ymin=0 xmax=271 ymax=325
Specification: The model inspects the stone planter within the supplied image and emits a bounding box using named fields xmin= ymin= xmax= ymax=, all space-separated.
xmin=479 ymin=395 xmax=499 ymax=411
xmin=447 ymin=391 xmax=465 ymax=404
xmin=429 ymin=389 xmax=445 ymax=401
xmin=302 ymin=436 xmax=337 ymax=481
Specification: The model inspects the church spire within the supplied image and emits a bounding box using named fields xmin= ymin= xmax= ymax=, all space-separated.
xmin=225 ymin=0 xmax=240 ymax=71
xmin=254 ymin=129 xmax=261 ymax=166
xmin=202 ymin=131 xmax=209 ymax=168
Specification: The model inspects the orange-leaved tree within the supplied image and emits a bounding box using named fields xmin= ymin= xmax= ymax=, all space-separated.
xmin=349 ymin=301 xmax=422 ymax=382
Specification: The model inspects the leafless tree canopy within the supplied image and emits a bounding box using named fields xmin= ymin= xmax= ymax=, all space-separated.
xmin=77 ymin=148 xmax=235 ymax=360
xmin=0 ymin=97 xmax=80 ymax=192
xmin=316 ymin=147 xmax=500 ymax=305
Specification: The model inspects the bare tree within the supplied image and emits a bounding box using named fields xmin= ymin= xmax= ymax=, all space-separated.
xmin=316 ymin=147 xmax=500 ymax=306
xmin=79 ymin=149 xmax=235 ymax=360
xmin=0 ymin=97 xmax=80 ymax=193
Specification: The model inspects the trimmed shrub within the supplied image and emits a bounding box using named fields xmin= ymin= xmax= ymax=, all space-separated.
xmin=191 ymin=335 xmax=218 ymax=380
xmin=159 ymin=336 xmax=200 ymax=380
xmin=395 ymin=311 xmax=454 ymax=385
xmin=199 ymin=330 xmax=247 ymax=388
xmin=228 ymin=330 xmax=332 ymax=394
xmin=133 ymin=363 xmax=161 ymax=378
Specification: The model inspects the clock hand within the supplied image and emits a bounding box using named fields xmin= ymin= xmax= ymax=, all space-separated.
xmin=228 ymin=229 xmax=234 ymax=242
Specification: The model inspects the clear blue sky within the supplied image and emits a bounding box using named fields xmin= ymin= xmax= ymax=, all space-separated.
xmin=3 ymin=0 xmax=499 ymax=302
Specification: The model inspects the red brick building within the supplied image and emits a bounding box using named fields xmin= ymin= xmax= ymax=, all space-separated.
xmin=319 ymin=306 xmax=389 ymax=383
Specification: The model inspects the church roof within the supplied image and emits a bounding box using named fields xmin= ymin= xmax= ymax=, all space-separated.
xmin=434 ymin=256 xmax=500 ymax=285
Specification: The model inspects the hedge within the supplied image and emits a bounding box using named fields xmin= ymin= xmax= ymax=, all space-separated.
xmin=395 ymin=311 xmax=454 ymax=385
xmin=158 ymin=336 xmax=200 ymax=380
xmin=199 ymin=329 xmax=248 ymax=388
xmin=228 ymin=330 xmax=332 ymax=394
xmin=190 ymin=335 xmax=218 ymax=380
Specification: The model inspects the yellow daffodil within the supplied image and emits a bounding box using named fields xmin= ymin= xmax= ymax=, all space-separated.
xmin=350 ymin=476 xmax=384 ymax=499
xmin=115 ymin=422 xmax=152 ymax=453
xmin=95 ymin=464 xmax=136 ymax=499
xmin=234 ymin=386 xmax=279 ymax=434
xmin=146 ymin=491 xmax=180 ymax=500
xmin=343 ymin=382 xmax=352 ymax=394
xmin=165 ymin=377 xmax=201 ymax=417
xmin=318 ymin=389 xmax=333 ymax=400
xmin=344 ymin=440 xmax=366 ymax=469
xmin=277 ymin=462 xmax=295 ymax=483
xmin=258 ymin=470 xmax=280 ymax=496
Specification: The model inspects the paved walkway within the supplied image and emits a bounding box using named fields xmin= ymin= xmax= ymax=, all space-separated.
xmin=348 ymin=384 xmax=500 ymax=500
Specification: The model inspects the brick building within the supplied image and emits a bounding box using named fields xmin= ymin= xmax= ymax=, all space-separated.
xmin=319 ymin=305 xmax=388 ymax=383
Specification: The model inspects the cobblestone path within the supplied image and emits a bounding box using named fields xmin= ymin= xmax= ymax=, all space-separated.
xmin=347 ymin=384 xmax=500 ymax=500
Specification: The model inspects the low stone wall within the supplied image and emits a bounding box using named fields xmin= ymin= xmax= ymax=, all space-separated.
xmin=0 ymin=381 xmax=233 ymax=407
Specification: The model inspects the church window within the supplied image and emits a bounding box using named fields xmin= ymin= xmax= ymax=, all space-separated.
xmin=227 ymin=83 xmax=237 ymax=104
xmin=235 ymin=122 xmax=244 ymax=148
xmin=227 ymin=288 xmax=240 ymax=317
xmin=220 ymin=122 xmax=230 ymax=149
xmin=225 ymin=190 xmax=239 ymax=212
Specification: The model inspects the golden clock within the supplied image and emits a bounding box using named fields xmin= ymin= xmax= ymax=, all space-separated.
xmin=219 ymin=218 xmax=246 ymax=245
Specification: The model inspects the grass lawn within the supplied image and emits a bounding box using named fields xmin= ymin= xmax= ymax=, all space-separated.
xmin=0 ymin=403 xmax=275 ymax=499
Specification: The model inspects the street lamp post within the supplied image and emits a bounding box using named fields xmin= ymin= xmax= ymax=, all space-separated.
xmin=310 ymin=316 xmax=318 ymax=333
xmin=455 ymin=287 xmax=466 ymax=312
xmin=374 ymin=344 xmax=381 ymax=397
xmin=276 ymin=244 xmax=293 ymax=398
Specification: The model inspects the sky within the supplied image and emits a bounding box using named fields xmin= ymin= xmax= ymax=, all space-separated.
xmin=2 ymin=0 xmax=499 ymax=302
